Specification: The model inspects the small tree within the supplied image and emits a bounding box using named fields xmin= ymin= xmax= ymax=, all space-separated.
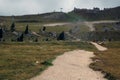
xmin=57 ymin=31 xmax=65 ymax=40
xmin=43 ymin=26 xmax=46 ymax=31
xmin=10 ymin=23 xmax=15 ymax=32
xmin=35 ymin=38 xmax=38 ymax=42
xmin=0 ymin=28 xmax=3 ymax=39
xmin=24 ymin=25 xmax=29 ymax=34
xmin=17 ymin=33 xmax=24 ymax=42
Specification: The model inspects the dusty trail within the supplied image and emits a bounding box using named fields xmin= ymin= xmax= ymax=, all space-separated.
xmin=43 ymin=23 xmax=70 ymax=26
xmin=91 ymin=42 xmax=107 ymax=51
xmin=84 ymin=20 xmax=119 ymax=31
xmin=30 ymin=43 xmax=108 ymax=80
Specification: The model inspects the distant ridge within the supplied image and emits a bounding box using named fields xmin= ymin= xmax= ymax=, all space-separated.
xmin=0 ymin=6 xmax=120 ymax=22
xmin=0 ymin=12 xmax=80 ymax=23
xmin=70 ymin=6 xmax=120 ymax=21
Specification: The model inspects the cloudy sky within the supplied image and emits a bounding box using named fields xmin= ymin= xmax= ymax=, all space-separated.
xmin=0 ymin=0 xmax=120 ymax=15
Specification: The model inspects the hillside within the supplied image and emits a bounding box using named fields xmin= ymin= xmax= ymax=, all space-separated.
xmin=0 ymin=6 xmax=120 ymax=23
xmin=0 ymin=6 xmax=120 ymax=42
xmin=0 ymin=12 xmax=80 ymax=23
xmin=70 ymin=6 xmax=120 ymax=21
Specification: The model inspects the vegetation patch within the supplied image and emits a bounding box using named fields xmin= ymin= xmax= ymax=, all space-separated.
xmin=0 ymin=41 xmax=96 ymax=80
xmin=90 ymin=42 xmax=120 ymax=80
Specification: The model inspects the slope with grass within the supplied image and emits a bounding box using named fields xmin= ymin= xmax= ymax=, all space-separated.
xmin=90 ymin=42 xmax=120 ymax=80
xmin=30 ymin=42 xmax=108 ymax=80
xmin=0 ymin=11 xmax=83 ymax=24
xmin=0 ymin=41 xmax=96 ymax=80
xmin=81 ymin=21 xmax=120 ymax=41
xmin=31 ymin=50 xmax=107 ymax=80
xmin=71 ymin=6 xmax=120 ymax=21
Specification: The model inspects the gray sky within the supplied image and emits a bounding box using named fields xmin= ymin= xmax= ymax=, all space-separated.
xmin=0 ymin=0 xmax=120 ymax=15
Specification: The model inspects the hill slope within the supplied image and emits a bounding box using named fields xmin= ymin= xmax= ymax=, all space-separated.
xmin=71 ymin=6 xmax=120 ymax=21
xmin=0 ymin=12 xmax=81 ymax=23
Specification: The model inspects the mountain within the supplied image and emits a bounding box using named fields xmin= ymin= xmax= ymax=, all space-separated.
xmin=0 ymin=6 xmax=120 ymax=23
xmin=0 ymin=12 xmax=80 ymax=23
xmin=70 ymin=6 xmax=120 ymax=21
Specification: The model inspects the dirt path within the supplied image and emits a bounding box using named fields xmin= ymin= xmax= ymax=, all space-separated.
xmin=84 ymin=22 xmax=95 ymax=31
xmin=30 ymin=43 xmax=108 ymax=80
xmin=91 ymin=42 xmax=107 ymax=51
xmin=43 ymin=23 xmax=70 ymax=26
xmin=84 ymin=20 xmax=119 ymax=31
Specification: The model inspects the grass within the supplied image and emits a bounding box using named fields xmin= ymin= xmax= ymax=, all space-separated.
xmin=67 ymin=12 xmax=86 ymax=22
xmin=90 ymin=41 xmax=120 ymax=80
xmin=0 ymin=41 xmax=96 ymax=80
xmin=2 ymin=22 xmax=75 ymax=42
xmin=94 ymin=23 xmax=116 ymax=31
xmin=4 ymin=22 xmax=72 ymax=33
xmin=2 ymin=12 xmax=80 ymax=24
xmin=86 ymin=23 xmax=120 ymax=41
xmin=42 ymin=25 xmax=72 ymax=33
xmin=1 ymin=21 xmax=90 ymax=42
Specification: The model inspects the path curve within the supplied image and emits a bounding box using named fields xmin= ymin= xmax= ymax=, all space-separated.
xmin=30 ymin=43 xmax=108 ymax=80
xmin=43 ymin=23 xmax=70 ymax=27
xmin=84 ymin=20 xmax=119 ymax=31
xmin=91 ymin=42 xmax=107 ymax=51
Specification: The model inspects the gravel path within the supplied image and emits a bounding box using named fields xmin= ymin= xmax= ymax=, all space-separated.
xmin=30 ymin=43 xmax=107 ymax=80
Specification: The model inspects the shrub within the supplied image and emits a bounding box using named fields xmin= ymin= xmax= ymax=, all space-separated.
xmin=57 ymin=31 xmax=65 ymax=40
xmin=0 ymin=28 xmax=3 ymax=39
xmin=24 ymin=25 xmax=29 ymax=34
xmin=10 ymin=23 xmax=15 ymax=32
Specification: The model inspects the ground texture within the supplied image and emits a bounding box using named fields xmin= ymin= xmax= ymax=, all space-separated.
xmin=31 ymin=42 xmax=107 ymax=80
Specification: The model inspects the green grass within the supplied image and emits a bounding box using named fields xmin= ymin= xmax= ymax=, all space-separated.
xmin=2 ymin=12 xmax=81 ymax=23
xmin=4 ymin=22 xmax=73 ymax=33
xmin=90 ymin=41 xmax=120 ymax=80
xmin=2 ymin=22 xmax=74 ymax=42
xmin=0 ymin=41 xmax=96 ymax=80
xmin=94 ymin=23 xmax=116 ymax=31
xmin=67 ymin=12 xmax=86 ymax=22
xmin=42 ymin=25 xmax=72 ymax=33
xmin=2 ymin=21 xmax=90 ymax=42
xmin=88 ymin=23 xmax=120 ymax=41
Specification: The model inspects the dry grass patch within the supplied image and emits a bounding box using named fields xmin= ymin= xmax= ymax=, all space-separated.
xmin=90 ymin=42 xmax=120 ymax=80
xmin=0 ymin=41 xmax=96 ymax=80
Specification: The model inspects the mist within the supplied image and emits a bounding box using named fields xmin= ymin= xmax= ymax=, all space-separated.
xmin=0 ymin=0 xmax=120 ymax=15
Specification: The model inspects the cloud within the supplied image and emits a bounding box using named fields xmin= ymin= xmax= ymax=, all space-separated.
xmin=0 ymin=0 xmax=119 ymax=15
xmin=0 ymin=0 xmax=42 ymax=15
xmin=99 ymin=0 xmax=120 ymax=8
xmin=74 ymin=0 xmax=102 ymax=9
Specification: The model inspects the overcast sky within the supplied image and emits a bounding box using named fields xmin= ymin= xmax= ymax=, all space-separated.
xmin=0 ymin=0 xmax=120 ymax=15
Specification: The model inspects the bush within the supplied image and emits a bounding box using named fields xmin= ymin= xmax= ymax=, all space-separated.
xmin=0 ymin=28 xmax=3 ymax=39
xmin=17 ymin=33 xmax=24 ymax=42
xmin=24 ymin=25 xmax=29 ymax=34
xmin=10 ymin=23 xmax=15 ymax=32
xmin=57 ymin=31 xmax=65 ymax=40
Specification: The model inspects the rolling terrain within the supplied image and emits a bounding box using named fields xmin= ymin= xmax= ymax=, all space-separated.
xmin=71 ymin=6 xmax=120 ymax=21
xmin=0 ymin=6 xmax=120 ymax=80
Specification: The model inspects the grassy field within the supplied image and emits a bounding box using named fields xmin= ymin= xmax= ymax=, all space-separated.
xmin=4 ymin=22 xmax=72 ymax=33
xmin=1 ymin=12 xmax=85 ymax=23
xmin=1 ymin=21 xmax=90 ymax=42
xmin=0 ymin=41 xmax=96 ymax=80
xmin=86 ymin=23 xmax=120 ymax=41
xmin=94 ymin=23 xmax=116 ymax=31
xmin=90 ymin=42 xmax=120 ymax=80
xmin=1 ymin=22 xmax=73 ymax=42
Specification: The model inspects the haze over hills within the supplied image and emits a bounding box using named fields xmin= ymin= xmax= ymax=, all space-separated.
xmin=71 ymin=6 xmax=120 ymax=20
xmin=0 ymin=3 xmax=120 ymax=80
xmin=0 ymin=0 xmax=120 ymax=15
xmin=0 ymin=6 xmax=120 ymax=23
